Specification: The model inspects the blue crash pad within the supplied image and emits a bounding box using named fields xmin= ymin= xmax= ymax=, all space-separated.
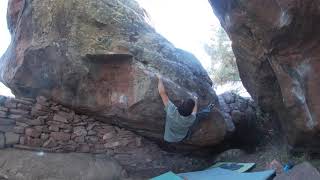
xmin=150 ymin=171 xmax=183 ymax=180
xmin=179 ymin=167 xmax=275 ymax=180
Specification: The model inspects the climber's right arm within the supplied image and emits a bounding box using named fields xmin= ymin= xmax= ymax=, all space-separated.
xmin=157 ymin=74 xmax=169 ymax=107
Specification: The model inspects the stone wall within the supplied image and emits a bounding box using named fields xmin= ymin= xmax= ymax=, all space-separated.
xmin=219 ymin=92 xmax=256 ymax=126
xmin=0 ymin=93 xmax=258 ymax=152
xmin=0 ymin=95 xmax=143 ymax=154
xmin=218 ymin=92 xmax=261 ymax=145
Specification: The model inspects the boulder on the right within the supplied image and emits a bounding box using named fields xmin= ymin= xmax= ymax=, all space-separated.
xmin=209 ymin=0 xmax=320 ymax=148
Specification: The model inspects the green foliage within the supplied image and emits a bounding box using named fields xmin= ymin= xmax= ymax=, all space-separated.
xmin=205 ymin=27 xmax=240 ymax=86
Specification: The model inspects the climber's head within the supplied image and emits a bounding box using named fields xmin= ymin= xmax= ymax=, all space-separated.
xmin=178 ymin=98 xmax=195 ymax=117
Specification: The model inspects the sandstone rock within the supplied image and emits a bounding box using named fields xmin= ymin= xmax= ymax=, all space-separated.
xmin=238 ymin=99 xmax=249 ymax=112
xmin=73 ymin=126 xmax=87 ymax=137
xmin=4 ymin=100 xmax=16 ymax=108
xmin=50 ymin=105 xmax=60 ymax=111
xmin=103 ymin=132 xmax=115 ymax=140
xmin=0 ymin=125 xmax=14 ymax=132
xmin=11 ymin=98 xmax=34 ymax=106
xmin=8 ymin=114 xmax=23 ymax=120
xmin=135 ymin=137 xmax=142 ymax=147
xmin=25 ymin=137 xmax=43 ymax=147
xmin=87 ymin=122 xmax=98 ymax=131
xmin=64 ymin=129 xmax=73 ymax=134
xmin=53 ymin=113 xmax=68 ymax=123
xmin=5 ymin=132 xmax=20 ymax=145
xmin=73 ymin=115 xmax=81 ymax=123
xmin=34 ymin=126 xmax=49 ymax=133
xmin=222 ymin=92 xmax=235 ymax=104
xmin=105 ymin=141 xmax=121 ymax=149
xmin=40 ymin=133 xmax=49 ymax=141
xmin=86 ymin=136 xmax=99 ymax=143
xmin=36 ymin=96 xmax=48 ymax=105
xmin=43 ymin=138 xmax=57 ymax=148
xmin=0 ymin=111 xmax=7 ymax=118
xmin=15 ymin=117 xmax=32 ymax=123
xmin=0 ymin=118 xmax=15 ymax=125
xmin=49 ymin=125 xmax=59 ymax=132
xmin=17 ymin=103 xmax=32 ymax=111
xmin=218 ymin=96 xmax=231 ymax=113
xmin=9 ymin=109 xmax=29 ymax=115
xmin=51 ymin=132 xmax=71 ymax=141
xmin=1 ymin=0 xmax=226 ymax=148
xmin=26 ymin=119 xmax=44 ymax=126
xmin=74 ymin=136 xmax=85 ymax=143
xmin=31 ymin=104 xmax=49 ymax=114
xmin=19 ymin=136 xmax=25 ymax=145
xmin=88 ymin=130 xmax=97 ymax=136
xmin=61 ymin=125 xmax=73 ymax=133
xmin=13 ymin=126 xmax=25 ymax=134
xmin=94 ymin=126 xmax=114 ymax=135
xmin=16 ymin=122 xmax=29 ymax=128
xmin=209 ymin=0 xmax=320 ymax=148
xmin=47 ymin=121 xmax=62 ymax=126
xmin=231 ymin=110 xmax=245 ymax=124
xmin=0 ymin=107 xmax=8 ymax=112
xmin=25 ymin=128 xmax=41 ymax=138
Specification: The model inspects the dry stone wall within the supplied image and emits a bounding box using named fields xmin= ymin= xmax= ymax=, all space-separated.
xmin=218 ymin=92 xmax=262 ymax=145
xmin=0 ymin=92 xmax=258 ymax=153
xmin=218 ymin=92 xmax=256 ymax=126
xmin=0 ymin=95 xmax=143 ymax=154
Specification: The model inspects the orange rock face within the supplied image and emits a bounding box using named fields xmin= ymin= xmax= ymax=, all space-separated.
xmin=210 ymin=0 xmax=320 ymax=148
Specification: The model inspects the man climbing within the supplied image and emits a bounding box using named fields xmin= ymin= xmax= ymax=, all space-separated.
xmin=157 ymin=74 xmax=215 ymax=143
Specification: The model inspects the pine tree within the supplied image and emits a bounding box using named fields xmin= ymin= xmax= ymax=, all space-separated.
xmin=205 ymin=27 xmax=240 ymax=87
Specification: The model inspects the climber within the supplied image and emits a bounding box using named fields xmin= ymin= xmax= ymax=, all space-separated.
xmin=157 ymin=74 xmax=215 ymax=143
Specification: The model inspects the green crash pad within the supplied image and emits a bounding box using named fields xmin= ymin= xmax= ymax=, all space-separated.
xmin=209 ymin=162 xmax=255 ymax=173
xmin=179 ymin=167 xmax=275 ymax=180
xmin=150 ymin=171 xmax=183 ymax=180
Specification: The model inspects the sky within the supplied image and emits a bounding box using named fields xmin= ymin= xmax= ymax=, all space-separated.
xmin=0 ymin=0 xmax=10 ymax=55
xmin=137 ymin=0 xmax=220 ymax=69
xmin=0 ymin=0 xmax=13 ymax=97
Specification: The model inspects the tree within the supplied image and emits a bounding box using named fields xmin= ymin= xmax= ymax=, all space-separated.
xmin=205 ymin=26 xmax=240 ymax=87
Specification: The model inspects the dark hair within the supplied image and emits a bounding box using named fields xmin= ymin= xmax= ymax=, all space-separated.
xmin=178 ymin=98 xmax=195 ymax=117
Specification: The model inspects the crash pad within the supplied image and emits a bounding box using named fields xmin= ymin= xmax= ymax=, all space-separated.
xmin=178 ymin=167 xmax=275 ymax=180
xmin=150 ymin=171 xmax=183 ymax=180
xmin=209 ymin=162 xmax=255 ymax=173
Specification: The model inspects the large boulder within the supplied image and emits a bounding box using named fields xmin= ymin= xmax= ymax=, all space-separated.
xmin=1 ymin=0 xmax=227 ymax=147
xmin=209 ymin=0 xmax=320 ymax=148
